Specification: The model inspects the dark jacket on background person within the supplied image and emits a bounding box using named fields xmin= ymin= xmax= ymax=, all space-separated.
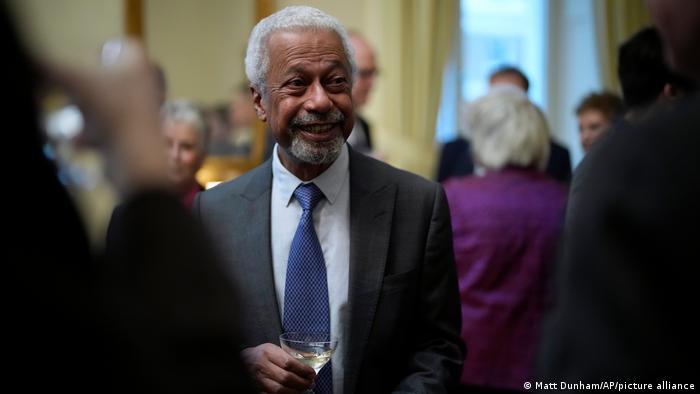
xmin=437 ymin=136 xmax=572 ymax=184
xmin=537 ymin=94 xmax=700 ymax=381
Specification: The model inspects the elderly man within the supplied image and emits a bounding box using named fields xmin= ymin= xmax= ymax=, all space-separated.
xmin=537 ymin=0 xmax=700 ymax=382
xmin=194 ymin=6 xmax=464 ymax=394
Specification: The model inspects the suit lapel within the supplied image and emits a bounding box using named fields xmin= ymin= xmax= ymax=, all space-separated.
xmin=344 ymin=149 xmax=396 ymax=394
xmin=237 ymin=160 xmax=283 ymax=343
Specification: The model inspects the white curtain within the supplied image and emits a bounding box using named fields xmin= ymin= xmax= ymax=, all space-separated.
xmin=546 ymin=0 xmax=602 ymax=167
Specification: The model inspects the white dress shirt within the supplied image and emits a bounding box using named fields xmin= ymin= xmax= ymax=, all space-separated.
xmin=271 ymin=143 xmax=350 ymax=394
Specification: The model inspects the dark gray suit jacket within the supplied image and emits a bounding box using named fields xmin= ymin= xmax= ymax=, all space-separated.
xmin=194 ymin=147 xmax=465 ymax=393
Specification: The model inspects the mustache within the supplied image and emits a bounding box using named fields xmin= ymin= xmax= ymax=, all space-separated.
xmin=290 ymin=110 xmax=345 ymax=128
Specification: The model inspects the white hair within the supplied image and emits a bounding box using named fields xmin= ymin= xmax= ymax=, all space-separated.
xmin=244 ymin=6 xmax=356 ymax=95
xmin=465 ymin=86 xmax=550 ymax=171
xmin=161 ymin=99 xmax=208 ymax=145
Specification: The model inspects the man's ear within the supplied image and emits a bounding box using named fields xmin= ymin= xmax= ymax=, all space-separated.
xmin=251 ymin=86 xmax=267 ymax=121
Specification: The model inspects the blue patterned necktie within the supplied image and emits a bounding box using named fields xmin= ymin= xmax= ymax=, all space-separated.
xmin=283 ymin=182 xmax=332 ymax=394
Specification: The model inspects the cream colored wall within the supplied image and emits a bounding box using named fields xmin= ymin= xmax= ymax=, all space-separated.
xmin=11 ymin=0 xmax=256 ymax=105
xmin=8 ymin=0 xmax=124 ymax=65
xmin=145 ymin=0 xmax=255 ymax=105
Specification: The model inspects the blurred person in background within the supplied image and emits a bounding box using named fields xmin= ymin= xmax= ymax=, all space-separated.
xmin=4 ymin=1 xmax=252 ymax=391
xmin=209 ymin=83 xmax=256 ymax=156
xmin=106 ymin=100 xmax=208 ymax=250
xmin=346 ymin=30 xmax=378 ymax=156
xmin=488 ymin=65 xmax=530 ymax=92
xmin=228 ymin=82 xmax=257 ymax=154
xmin=444 ymin=86 xmax=567 ymax=393
xmin=490 ymin=66 xmax=572 ymax=184
xmin=437 ymin=65 xmax=572 ymax=184
xmin=567 ymin=26 xmax=696 ymax=222
xmin=152 ymin=62 xmax=167 ymax=106
xmin=537 ymin=0 xmax=700 ymax=383
xmin=162 ymin=99 xmax=207 ymax=208
xmin=203 ymin=102 xmax=230 ymax=152
xmin=574 ymin=91 xmax=623 ymax=153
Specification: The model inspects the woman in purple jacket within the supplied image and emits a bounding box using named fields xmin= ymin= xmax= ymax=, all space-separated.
xmin=444 ymin=87 xmax=567 ymax=393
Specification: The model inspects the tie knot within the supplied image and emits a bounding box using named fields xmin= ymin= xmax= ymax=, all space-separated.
xmin=294 ymin=182 xmax=324 ymax=211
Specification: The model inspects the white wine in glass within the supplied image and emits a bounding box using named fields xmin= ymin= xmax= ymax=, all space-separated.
xmin=279 ymin=332 xmax=337 ymax=374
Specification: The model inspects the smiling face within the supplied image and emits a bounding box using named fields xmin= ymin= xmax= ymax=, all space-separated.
xmin=252 ymin=29 xmax=354 ymax=179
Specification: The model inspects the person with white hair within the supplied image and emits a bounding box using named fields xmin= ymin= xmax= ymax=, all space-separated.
xmin=105 ymin=100 xmax=208 ymax=259
xmin=194 ymin=5 xmax=464 ymax=394
xmin=467 ymin=87 xmax=550 ymax=172
xmin=437 ymin=66 xmax=572 ymax=184
xmin=443 ymin=87 xmax=567 ymax=393
xmin=161 ymin=99 xmax=208 ymax=208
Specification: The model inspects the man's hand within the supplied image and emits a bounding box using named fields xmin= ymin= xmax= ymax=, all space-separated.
xmin=241 ymin=343 xmax=316 ymax=393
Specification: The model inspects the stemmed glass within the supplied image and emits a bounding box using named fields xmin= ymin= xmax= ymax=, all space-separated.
xmin=279 ymin=332 xmax=337 ymax=393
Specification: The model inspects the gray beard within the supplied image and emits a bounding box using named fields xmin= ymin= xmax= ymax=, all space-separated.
xmin=287 ymin=110 xmax=347 ymax=164
xmin=288 ymin=132 xmax=345 ymax=165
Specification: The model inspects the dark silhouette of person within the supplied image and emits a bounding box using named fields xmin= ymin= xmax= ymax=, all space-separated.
xmin=537 ymin=0 xmax=700 ymax=383
xmin=4 ymin=2 xmax=252 ymax=392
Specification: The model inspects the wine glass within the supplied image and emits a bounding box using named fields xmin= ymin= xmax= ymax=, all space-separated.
xmin=279 ymin=332 xmax=337 ymax=392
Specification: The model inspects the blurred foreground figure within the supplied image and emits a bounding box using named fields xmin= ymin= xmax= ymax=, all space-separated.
xmin=4 ymin=2 xmax=251 ymax=392
xmin=537 ymin=0 xmax=700 ymax=383
xmin=444 ymin=88 xmax=566 ymax=393
xmin=567 ymin=26 xmax=696 ymax=223
xmin=617 ymin=26 xmax=696 ymax=123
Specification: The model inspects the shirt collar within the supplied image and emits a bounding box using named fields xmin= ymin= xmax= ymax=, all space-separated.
xmin=272 ymin=143 xmax=349 ymax=207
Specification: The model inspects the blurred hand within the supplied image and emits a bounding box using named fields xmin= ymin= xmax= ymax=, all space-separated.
xmin=40 ymin=38 xmax=168 ymax=195
xmin=241 ymin=343 xmax=316 ymax=393
xmin=43 ymin=39 xmax=159 ymax=138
